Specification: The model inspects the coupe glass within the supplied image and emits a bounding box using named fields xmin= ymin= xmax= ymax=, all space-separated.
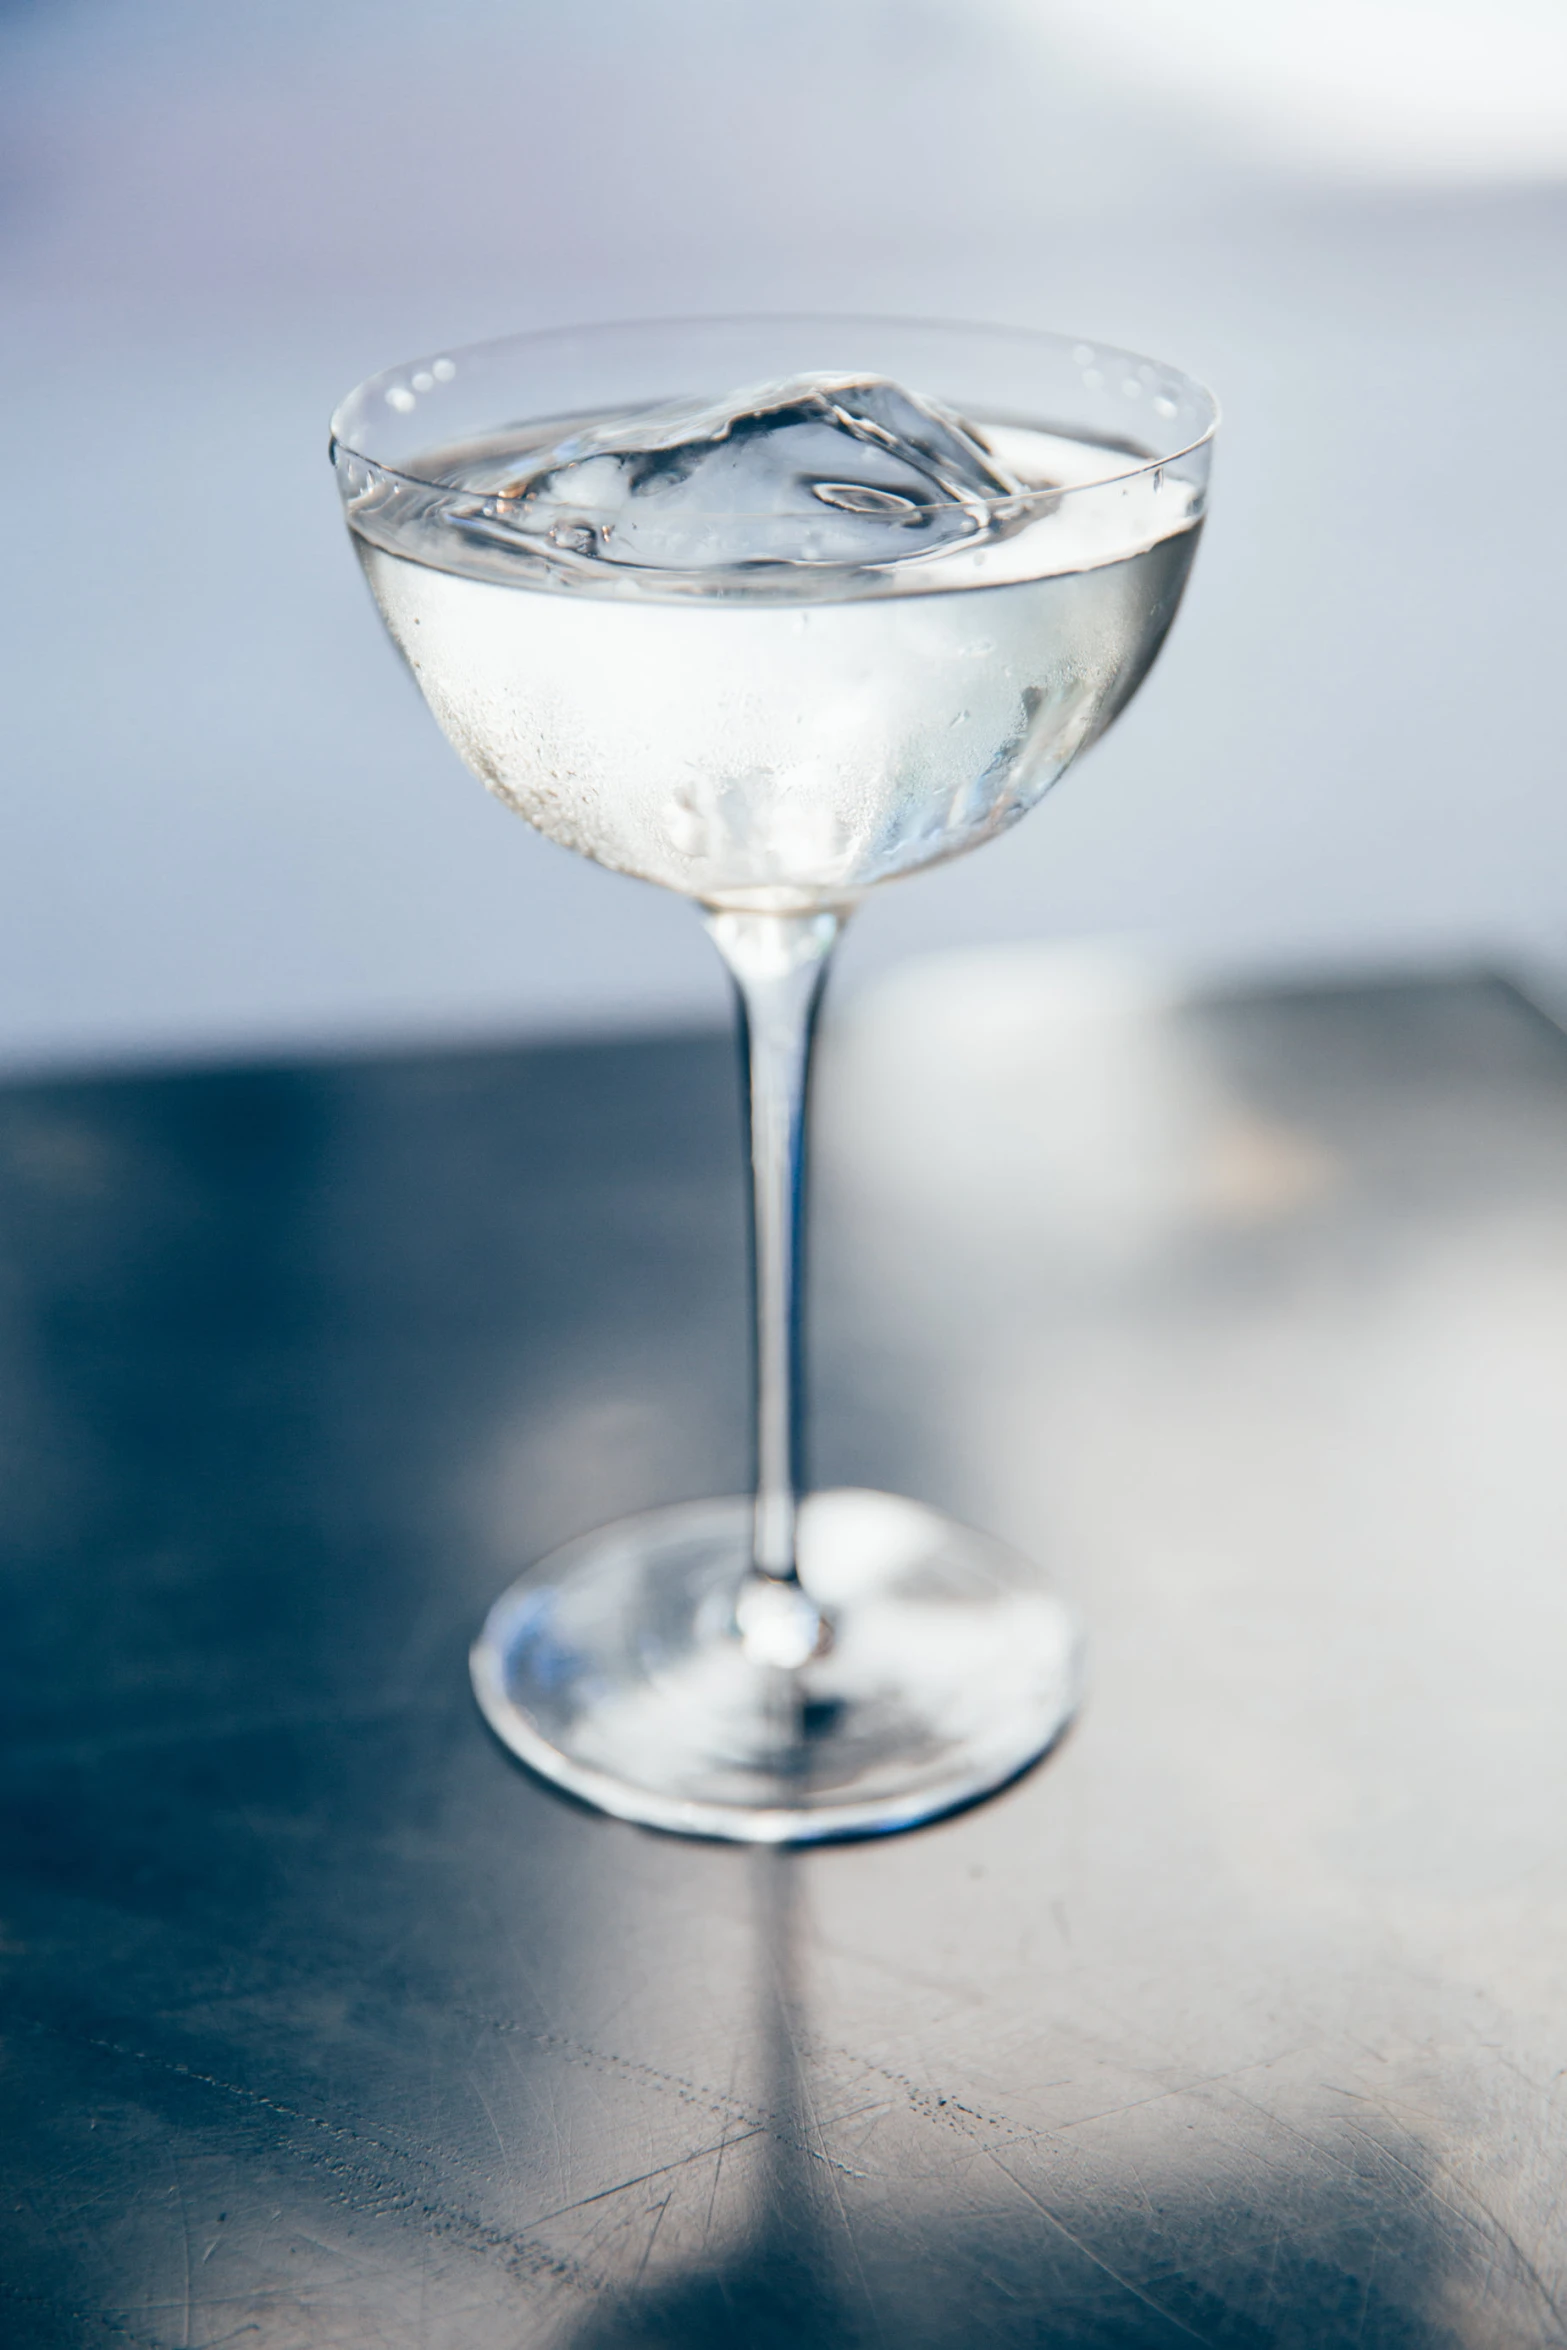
xmin=330 ymin=317 xmax=1216 ymax=1841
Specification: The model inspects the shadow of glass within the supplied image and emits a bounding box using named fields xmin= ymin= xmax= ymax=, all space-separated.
xmin=565 ymin=1860 xmax=1494 ymax=2350
xmin=565 ymin=1853 xmax=843 ymax=2350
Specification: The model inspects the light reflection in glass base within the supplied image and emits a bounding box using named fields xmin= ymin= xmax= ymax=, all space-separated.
xmin=470 ymin=1487 xmax=1083 ymax=1843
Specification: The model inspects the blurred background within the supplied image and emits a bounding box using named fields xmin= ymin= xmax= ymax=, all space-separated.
xmin=2 ymin=0 xmax=1564 ymax=1073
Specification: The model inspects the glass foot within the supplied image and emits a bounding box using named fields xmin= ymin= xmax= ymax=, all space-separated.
xmin=470 ymin=1487 xmax=1083 ymax=1843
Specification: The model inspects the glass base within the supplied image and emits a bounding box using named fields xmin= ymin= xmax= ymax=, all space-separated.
xmin=469 ymin=1488 xmax=1083 ymax=1843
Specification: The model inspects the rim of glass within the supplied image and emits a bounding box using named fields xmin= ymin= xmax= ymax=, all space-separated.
xmin=330 ymin=312 xmax=1220 ymax=523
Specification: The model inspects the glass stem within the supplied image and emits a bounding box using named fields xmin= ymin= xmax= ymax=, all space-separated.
xmin=706 ymin=907 xmax=842 ymax=1666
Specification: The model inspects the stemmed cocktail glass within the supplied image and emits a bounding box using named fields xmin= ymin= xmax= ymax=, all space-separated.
xmin=330 ymin=317 xmax=1216 ymax=1841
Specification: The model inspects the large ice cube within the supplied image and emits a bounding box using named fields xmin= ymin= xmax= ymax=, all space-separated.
xmin=478 ymin=374 xmax=1027 ymax=577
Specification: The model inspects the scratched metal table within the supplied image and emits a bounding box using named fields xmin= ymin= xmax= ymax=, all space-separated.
xmin=4 ymin=967 xmax=1567 ymax=2347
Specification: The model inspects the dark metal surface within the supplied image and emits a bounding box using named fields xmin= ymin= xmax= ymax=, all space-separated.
xmin=4 ymin=974 xmax=1567 ymax=2345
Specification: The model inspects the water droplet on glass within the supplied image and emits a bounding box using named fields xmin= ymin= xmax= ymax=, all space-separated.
xmin=1081 ymin=368 xmax=1104 ymax=391
xmin=385 ymin=385 xmax=416 ymax=413
xmin=1121 ymin=378 xmax=1141 ymax=398
xmin=411 ymin=370 xmax=435 ymax=393
xmin=1072 ymin=344 xmax=1095 ymax=367
xmin=1153 ymin=394 xmax=1178 ymax=419
xmin=432 ymin=358 xmax=457 ymax=382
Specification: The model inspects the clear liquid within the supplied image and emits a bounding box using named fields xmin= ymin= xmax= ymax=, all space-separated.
xmin=349 ymin=417 xmax=1200 ymax=911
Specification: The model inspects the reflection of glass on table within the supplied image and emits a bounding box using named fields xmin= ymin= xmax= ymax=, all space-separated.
xmin=330 ymin=316 xmax=1217 ymax=1840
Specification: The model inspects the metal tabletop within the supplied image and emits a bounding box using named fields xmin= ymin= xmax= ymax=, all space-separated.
xmin=4 ymin=969 xmax=1567 ymax=2347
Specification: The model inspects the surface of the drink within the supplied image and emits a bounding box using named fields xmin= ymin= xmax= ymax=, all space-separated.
xmin=345 ymin=374 xmax=1202 ymax=908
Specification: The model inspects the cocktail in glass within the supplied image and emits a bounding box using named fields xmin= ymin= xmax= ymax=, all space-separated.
xmin=330 ymin=317 xmax=1217 ymax=1841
